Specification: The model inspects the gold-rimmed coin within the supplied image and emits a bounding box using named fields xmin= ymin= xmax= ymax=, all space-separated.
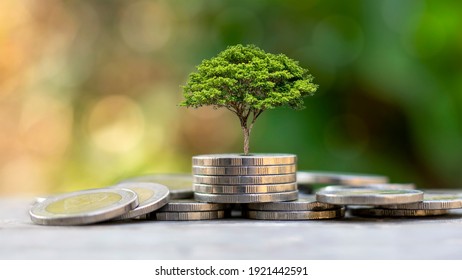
xmin=29 ymin=188 xmax=138 ymax=226
xmin=110 ymin=182 xmax=170 ymax=219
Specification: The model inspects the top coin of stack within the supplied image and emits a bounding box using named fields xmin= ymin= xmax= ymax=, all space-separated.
xmin=192 ymin=154 xmax=299 ymax=203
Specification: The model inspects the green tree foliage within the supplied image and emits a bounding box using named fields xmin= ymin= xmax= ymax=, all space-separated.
xmin=180 ymin=44 xmax=318 ymax=155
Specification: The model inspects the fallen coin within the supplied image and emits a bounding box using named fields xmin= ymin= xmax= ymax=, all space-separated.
xmin=316 ymin=189 xmax=423 ymax=205
xmin=29 ymin=188 xmax=139 ymax=226
xmin=110 ymin=182 xmax=170 ymax=219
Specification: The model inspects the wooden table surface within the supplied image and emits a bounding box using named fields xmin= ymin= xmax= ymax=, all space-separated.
xmin=2 ymin=197 xmax=462 ymax=260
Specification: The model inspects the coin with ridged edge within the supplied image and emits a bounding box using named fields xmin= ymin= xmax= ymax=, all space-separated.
xmin=193 ymin=182 xmax=297 ymax=194
xmin=316 ymin=189 xmax=423 ymax=205
xmin=297 ymin=171 xmax=388 ymax=185
xmin=319 ymin=183 xmax=416 ymax=192
xmin=381 ymin=192 xmax=462 ymax=210
xmin=247 ymin=195 xmax=340 ymax=211
xmin=29 ymin=188 xmax=139 ymax=226
xmin=244 ymin=208 xmax=345 ymax=220
xmin=193 ymin=165 xmax=296 ymax=176
xmin=193 ymin=154 xmax=296 ymax=166
xmin=194 ymin=174 xmax=296 ymax=185
xmin=349 ymin=207 xmax=449 ymax=217
xmin=157 ymin=199 xmax=227 ymax=212
xmin=152 ymin=211 xmax=225 ymax=221
xmin=110 ymin=182 xmax=170 ymax=219
xmin=194 ymin=190 xmax=299 ymax=203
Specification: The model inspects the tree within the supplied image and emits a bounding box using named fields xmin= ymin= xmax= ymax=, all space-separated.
xmin=180 ymin=44 xmax=318 ymax=155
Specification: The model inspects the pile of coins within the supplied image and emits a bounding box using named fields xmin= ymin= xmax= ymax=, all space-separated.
xmin=29 ymin=154 xmax=462 ymax=225
xmin=150 ymin=199 xmax=228 ymax=221
xmin=192 ymin=154 xmax=298 ymax=203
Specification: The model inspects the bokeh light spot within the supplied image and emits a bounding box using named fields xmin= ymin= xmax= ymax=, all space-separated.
xmin=312 ymin=15 xmax=364 ymax=68
xmin=119 ymin=0 xmax=172 ymax=53
xmin=324 ymin=114 xmax=369 ymax=160
xmin=86 ymin=95 xmax=145 ymax=154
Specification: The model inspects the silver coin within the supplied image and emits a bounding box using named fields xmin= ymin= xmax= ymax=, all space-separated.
xmin=316 ymin=189 xmax=423 ymax=205
xmin=194 ymin=190 xmax=299 ymax=203
xmin=157 ymin=199 xmax=227 ymax=212
xmin=244 ymin=208 xmax=345 ymax=220
xmin=381 ymin=192 xmax=462 ymax=210
xmin=120 ymin=173 xmax=193 ymax=188
xmin=192 ymin=154 xmax=296 ymax=166
xmin=193 ymin=164 xmax=296 ymax=176
xmin=152 ymin=210 xmax=225 ymax=221
xmin=193 ymin=182 xmax=297 ymax=194
xmin=194 ymin=174 xmax=296 ymax=185
xmin=349 ymin=207 xmax=449 ymax=217
xmin=110 ymin=182 xmax=170 ymax=219
xmin=319 ymin=183 xmax=416 ymax=192
xmin=297 ymin=171 xmax=388 ymax=185
xmin=169 ymin=189 xmax=194 ymax=199
xmin=247 ymin=195 xmax=340 ymax=211
xmin=29 ymin=188 xmax=139 ymax=226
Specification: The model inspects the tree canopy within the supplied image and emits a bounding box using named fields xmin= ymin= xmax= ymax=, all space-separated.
xmin=180 ymin=44 xmax=318 ymax=155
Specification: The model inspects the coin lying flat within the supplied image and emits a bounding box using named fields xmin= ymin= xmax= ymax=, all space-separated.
xmin=152 ymin=211 xmax=225 ymax=221
xmin=29 ymin=188 xmax=139 ymax=226
xmin=316 ymin=189 xmax=423 ymax=205
xmin=110 ymin=182 xmax=170 ymax=219
xmin=195 ymin=190 xmax=298 ymax=203
xmin=193 ymin=174 xmax=296 ymax=185
xmin=244 ymin=208 xmax=345 ymax=220
xmin=193 ymin=182 xmax=297 ymax=194
xmin=349 ymin=207 xmax=449 ymax=217
xmin=157 ymin=199 xmax=227 ymax=212
xmin=193 ymin=154 xmax=296 ymax=166
xmin=319 ymin=183 xmax=416 ymax=192
xmin=297 ymin=171 xmax=388 ymax=185
xmin=381 ymin=192 xmax=462 ymax=210
xmin=193 ymin=165 xmax=296 ymax=176
xmin=247 ymin=195 xmax=340 ymax=211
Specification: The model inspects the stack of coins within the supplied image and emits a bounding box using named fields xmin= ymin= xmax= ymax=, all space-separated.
xmin=149 ymin=199 xmax=228 ymax=221
xmin=243 ymin=195 xmax=345 ymax=220
xmin=192 ymin=154 xmax=299 ymax=203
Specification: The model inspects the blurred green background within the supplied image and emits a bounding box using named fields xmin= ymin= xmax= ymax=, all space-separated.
xmin=1 ymin=0 xmax=461 ymax=195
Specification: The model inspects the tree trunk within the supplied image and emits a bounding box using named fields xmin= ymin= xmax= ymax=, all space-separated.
xmin=242 ymin=126 xmax=250 ymax=155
